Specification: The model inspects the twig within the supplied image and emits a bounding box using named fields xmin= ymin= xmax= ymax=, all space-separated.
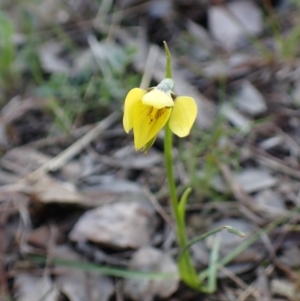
xmin=140 ymin=44 xmax=160 ymax=89
xmin=237 ymin=283 xmax=260 ymax=301
xmin=19 ymin=112 xmax=119 ymax=184
xmin=218 ymin=162 xmax=265 ymax=224
xmin=252 ymin=146 xmax=300 ymax=180
xmin=143 ymin=187 xmax=174 ymax=228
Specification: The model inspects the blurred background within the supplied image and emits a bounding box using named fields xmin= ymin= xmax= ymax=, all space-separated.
xmin=1 ymin=0 xmax=300 ymax=300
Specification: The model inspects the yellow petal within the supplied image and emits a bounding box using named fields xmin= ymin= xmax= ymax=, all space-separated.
xmin=142 ymin=88 xmax=174 ymax=109
xmin=123 ymin=88 xmax=147 ymax=133
xmin=133 ymin=100 xmax=172 ymax=150
xmin=169 ymin=96 xmax=197 ymax=137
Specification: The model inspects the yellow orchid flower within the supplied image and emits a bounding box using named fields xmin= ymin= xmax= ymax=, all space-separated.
xmin=123 ymin=78 xmax=198 ymax=151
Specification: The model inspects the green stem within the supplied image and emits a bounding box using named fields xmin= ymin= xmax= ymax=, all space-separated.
xmin=163 ymin=41 xmax=183 ymax=247
xmin=164 ymin=124 xmax=180 ymax=237
xmin=164 ymin=123 xmax=187 ymax=250
xmin=163 ymin=41 xmax=172 ymax=78
xmin=164 ymin=124 xmax=199 ymax=288
xmin=163 ymin=41 xmax=199 ymax=289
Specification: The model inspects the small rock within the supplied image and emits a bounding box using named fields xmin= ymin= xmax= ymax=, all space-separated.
xmin=14 ymin=274 xmax=58 ymax=301
xmin=279 ymin=246 xmax=300 ymax=268
xmin=69 ymin=201 xmax=155 ymax=249
xmin=213 ymin=168 xmax=278 ymax=193
xmin=254 ymin=189 xmax=285 ymax=211
xmin=235 ymin=169 xmax=278 ymax=193
xmin=39 ymin=41 xmax=71 ymax=73
xmin=32 ymin=175 xmax=85 ymax=204
xmin=259 ymin=136 xmax=284 ymax=150
xmin=58 ymin=272 xmax=113 ymax=301
xmin=208 ymin=0 xmax=262 ymax=51
xmin=236 ymin=81 xmax=267 ymax=115
xmin=53 ymin=246 xmax=114 ymax=301
xmin=221 ymin=103 xmax=251 ymax=133
xmin=271 ymin=279 xmax=300 ymax=300
xmin=124 ymin=247 xmax=179 ymax=301
xmin=149 ymin=0 xmax=172 ymax=18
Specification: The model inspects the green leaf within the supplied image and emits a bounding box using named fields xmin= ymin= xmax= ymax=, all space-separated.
xmin=177 ymin=187 xmax=200 ymax=289
xmin=178 ymin=187 xmax=192 ymax=222
xmin=178 ymin=254 xmax=200 ymax=290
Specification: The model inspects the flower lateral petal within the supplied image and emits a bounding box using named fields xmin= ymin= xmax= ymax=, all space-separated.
xmin=123 ymin=88 xmax=147 ymax=133
xmin=133 ymin=100 xmax=172 ymax=150
xmin=142 ymin=88 xmax=174 ymax=109
xmin=169 ymin=96 xmax=197 ymax=137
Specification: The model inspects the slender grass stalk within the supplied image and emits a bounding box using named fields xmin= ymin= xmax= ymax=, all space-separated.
xmin=29 ymin=255 xmax=175 ymax=280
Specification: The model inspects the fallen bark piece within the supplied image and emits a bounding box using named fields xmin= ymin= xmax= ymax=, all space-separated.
xmin=32 ymin=175 xmax=85 ymax=204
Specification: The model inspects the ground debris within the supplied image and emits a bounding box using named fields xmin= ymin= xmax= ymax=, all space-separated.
xmin=235 ymin=81 xmax=267 ymax=116
xmin=279 ymin=246 xmax=300 ymax=268
xmin=53 ymin=246 xmax=114 ymax=301
xmin=14 ymin=274 xmax=58 ymax=301
xmin=271 ymin=279 xmax=300 ymax=300
xmin=123 ymin=247 xmax=179 ymax=301
xmin=253 ymin=189 xmax=287 ymax=218
xmin=213 ymin=168 xmax=278 ymax=194
xmin=208 ymin=0 xmax=263 ymax=51
xmin=69 ymin=200 xmax=156 ymax=249
xmin=1 ymin=0 xmax=300 ymax=300
xmin=39 ymin=41 xmax=71 ymax=74
xmin=31 ymin=175 xmax=84 ymax=204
